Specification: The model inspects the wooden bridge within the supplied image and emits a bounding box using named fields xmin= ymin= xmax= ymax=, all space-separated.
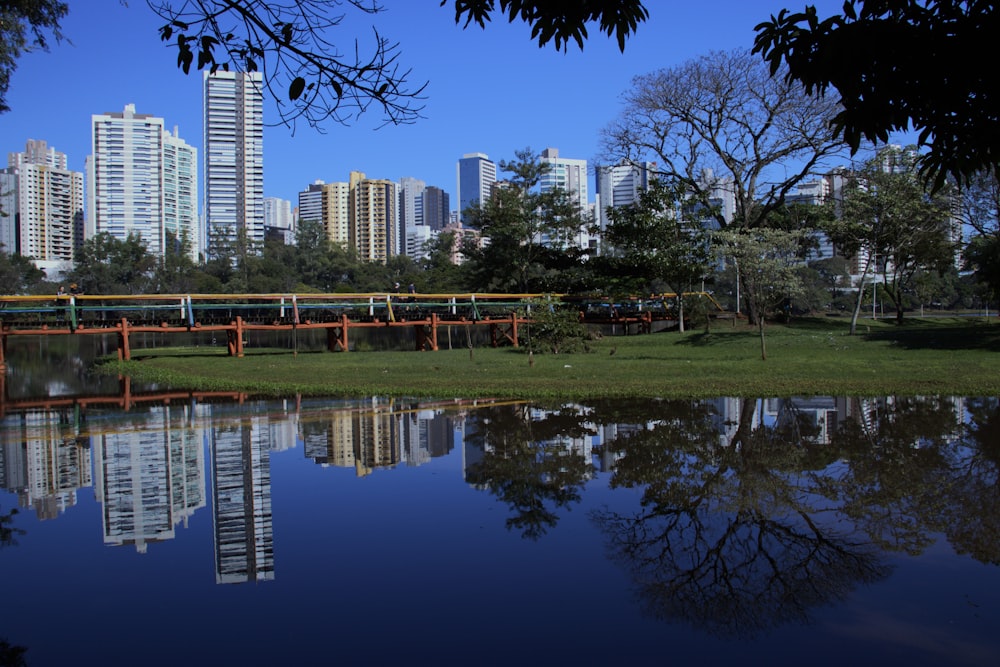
xmin=0 ymin=291 xmax=726 ymax=370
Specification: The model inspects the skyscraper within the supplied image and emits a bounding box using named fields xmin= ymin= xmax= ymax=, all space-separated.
xmin=8 ymin=140 xmax=83 ymax=274
xmin=399 ymin=176 xmax=426 ymax=256
xmin=456 ymin=152 xmax=496 ymax=225
xmin=88 ymin=104 xmax=198 ymax=259
xmin=297 ymin=180 xmax=350 ymax=248
xmin=539 ymin=147 xmax=588 ymax=209
xmin=264 ymin=196 xmax=294 ymax=244
xmin=349 ymin=171 xmax=397 ymax=264
xmin=422 ymin=186 xmax=450 ymax=232
xmin=595 ymin=161 xmax=657 ymax=238
xmin=203 ymin=71 xmax=264 ymax=259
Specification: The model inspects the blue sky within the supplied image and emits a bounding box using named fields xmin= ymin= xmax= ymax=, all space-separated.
xmin=3 ymin=0 xmax=861 ymax=207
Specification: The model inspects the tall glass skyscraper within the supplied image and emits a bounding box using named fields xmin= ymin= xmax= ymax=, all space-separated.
xmin=203 ymin=71 xmax=264 ymax=259
xmin=456 ymin=152 xmax=496 ymax=225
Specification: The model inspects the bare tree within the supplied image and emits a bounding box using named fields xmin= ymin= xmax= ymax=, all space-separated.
xmin=600 ymin=48 xmax=848 ymax=232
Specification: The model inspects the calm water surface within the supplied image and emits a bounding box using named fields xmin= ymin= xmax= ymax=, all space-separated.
xmin=1 ymin=338 xmax=998 ymax=665
xmin=1 ymin=384 xmax=998 ymax=666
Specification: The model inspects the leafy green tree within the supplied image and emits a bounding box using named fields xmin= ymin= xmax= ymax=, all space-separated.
xmin=463 ymin=148 xmax=591 ymax=292
xmin=67 ymin=232 xmax=156 ymax=294
xmin=957 ymin=171 xmax=1000 ymax=297
xmin=604 ymin=178 xmax=714 ymax=332
xmin=827 ymin=146 xmax=955 ymax=332
xmin=417 ymin=231 xmax=467 ymax=292
xmin=713 ymin=228 xmax=806 ymax=360
xmin=0 ymin=249 xmax=46 ymax=294
xmin=152 ymin=230 xmax=201 ymax=293
xmin=0 ymin=0 xmax=67 ymax=113
xmin=601 ymin=48 xmax=846 ymax=233
xmin=754 ymin=1 xmax=998 ymax=189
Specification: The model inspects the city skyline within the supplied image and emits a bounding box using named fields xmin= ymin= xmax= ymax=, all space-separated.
xmin=3 ymin=1 xmax=870 ymax=208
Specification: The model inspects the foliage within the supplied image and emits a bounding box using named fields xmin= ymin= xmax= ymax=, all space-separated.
xmin=0 ymin=249 xmax=46 ymax=294
xmin=152 ymin=230 xmax=199 ymax=293
xmin=753 ymin=1 xmax=998 ymax=190
xmin=713 ymin=228 xmax=806 ymax=360
xmin=145 ymin=0 xmax=647 ymax=130
xmin=521 ymin=298 xmax=591 ymax=354
xmin=826 ymin=146 xmax=955 ymax=330
xmin=462 ymin=148 xmax=592 ymax=292
xmin=67 ymin=232 xmax=156 ymax=295
xmin=0 ymin=0 xmax=67 ymax=113
xmin=600 ymin=47 xmax=846 ymax=232
xmin=447 ymin=0 xmax=649 ymax=52
xmin=603 ymin=178 xmax=714 ymax=331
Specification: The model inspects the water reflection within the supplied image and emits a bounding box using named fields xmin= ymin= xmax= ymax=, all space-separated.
xmin=0 ymin=391 xmax=998 ymax=655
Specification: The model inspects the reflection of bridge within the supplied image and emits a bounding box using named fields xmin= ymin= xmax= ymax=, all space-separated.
xmin=0 ymin=291 xmax=726 ymax=367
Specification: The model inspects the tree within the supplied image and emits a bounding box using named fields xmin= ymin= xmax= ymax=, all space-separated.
xmin=463 ymin=148 xmax=591 ymax=292
xmin=956 ymin=171 xmax=1000 ymax=296
xmin=826 ymin=147 xmax=955 ymax=332
xmin=603 ymin=178 xmax=714 ymax=332
xmin=600 ymin=48 xmax=846 ymax=233
xmin=152 ymin=230 xmax=201 ymax=293
xmin=753 ymin=1 xmax=999 ymax=190
xmin=67 ymin=232 xmax=156 ymax=295
xmin=140 ymin=0 xmax=648 ymax=129
xmin=0 ymin=0 xmax=67 ymax=113
xmin=713 ymin=228 xmax=806 ymax=360
xmin=0 ymin=250 xmax=46 ymax=294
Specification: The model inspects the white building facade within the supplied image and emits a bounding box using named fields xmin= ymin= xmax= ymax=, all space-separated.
xmin=203 ymin=71 xmax=264 ymax=258
xmin=88 ymin=105 xmax=198 ymax=259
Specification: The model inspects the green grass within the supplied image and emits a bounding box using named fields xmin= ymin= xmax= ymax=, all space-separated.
xmin=100 ymin=317 xmax=1000 ymax=399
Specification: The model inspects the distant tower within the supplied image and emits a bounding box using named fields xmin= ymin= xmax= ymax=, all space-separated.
xmin=203 ymin=71 xmax=264 ymax=259
xmin=8 ymin=140 xmax=83 ymax=274
xmin=349 ymin=171 xmax=398 ymax=264
xmin=399 ymin=176 xmax=426 ymax=256
xmin=539 ymin=148 xmax=588 ymax=210
xmin=456 ymin=152 xmax=496 ymax=225
xmin=264 ymin=196 xmax=294 ymax=244
xmin=88 ymin=104 xmax=198 ymax=259
xmin=422 ymin=186 xmax=450 ymax=232
xmin=297 ymin=180 xmax=350 ymax=248
xmin=595 ymin=161 xmax=657 ymax=235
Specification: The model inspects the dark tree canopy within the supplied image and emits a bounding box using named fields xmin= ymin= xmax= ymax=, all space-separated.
xmin=446 ymin=0 xmax=649 ymax=52
xmin=753 ymin=1 xmax=1000 ymax=189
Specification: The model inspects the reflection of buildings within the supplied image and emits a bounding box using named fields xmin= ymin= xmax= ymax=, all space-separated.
xmin=211 ymin=417 xmax=274 ymax=584
xmin=93 ymin=405 xmax=206 ymax=553
xmin=302 ymin=399 xmax=456 ymax=476
xmin=0 ymin=411 xmax=92 ymax=520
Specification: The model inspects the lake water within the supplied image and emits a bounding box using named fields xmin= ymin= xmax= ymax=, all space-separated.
xmin=0 ymin=340 xmax=998 ymax=665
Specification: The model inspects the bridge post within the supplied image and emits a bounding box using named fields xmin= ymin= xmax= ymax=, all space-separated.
xmin=510 ymin=311 xmax=519 ymax=348
xmin=117 ymin=318 xmax=131 ymax=361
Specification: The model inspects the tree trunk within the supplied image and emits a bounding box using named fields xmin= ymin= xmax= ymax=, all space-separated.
xmin=758 ymin=317 xmax=767 ymax=361
xmin=849 ymin=255 xmax=874 ymax=336
xmin=678 ymin=295 xmax=685 ymax=333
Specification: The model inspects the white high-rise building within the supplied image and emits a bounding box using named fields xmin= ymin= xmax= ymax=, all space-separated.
xmin=399 ymin=176 xmax=426 ymax=256
xmin=595 ymin=161 xmax=657 ymax=235
xmin=8 ymin=140 xmax=83 ymax=274
xmin=539 ymin=148 xmax=588 ymax=210
xmin=264 ymin=196 xmax=294 ymax=244
xmin=456 ymin=152 xmax=496 ymax=225
xmin=204 ymin=71 xmax=264 ymax=258
xmin=88 ymin=105 xmax=198 ymax=259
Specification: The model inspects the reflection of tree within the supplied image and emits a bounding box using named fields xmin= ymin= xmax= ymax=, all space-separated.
xmin=945 ymin=397 xmax=1000 ymax=565
xmin=831 ymin=397 xmax=959 ymax=556
xmin=591 ymin=398 xmax=889 ymax=638
xmin=465 ymin=403 xmax=595 ymax=540
xmin=0 ymin=505 xmax=25 ymax=548
xmin=0 ymin=638 xmax=28 ymax=667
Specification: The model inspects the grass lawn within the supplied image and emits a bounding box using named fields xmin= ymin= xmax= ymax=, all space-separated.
xmin=102 ymin=317 xmax=1000 ymax=399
